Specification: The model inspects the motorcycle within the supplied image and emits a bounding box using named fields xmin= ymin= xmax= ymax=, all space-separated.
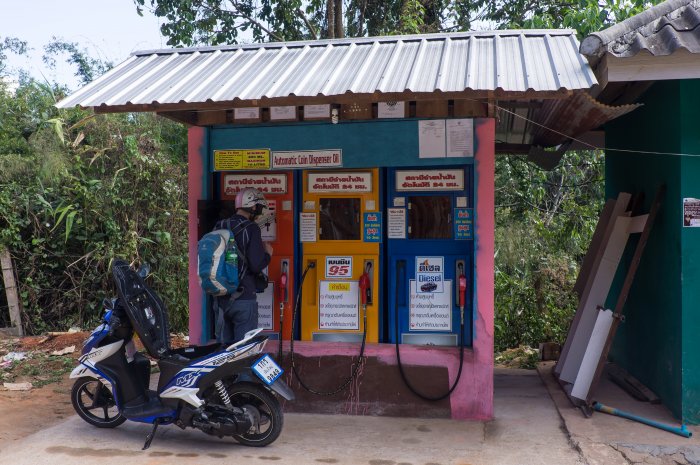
xmin=69 ymin=259 xmax=293 ymax=449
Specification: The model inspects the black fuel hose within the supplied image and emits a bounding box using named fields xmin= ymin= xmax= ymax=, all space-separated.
xmin=394 ymin=260 xmax=465 ymax=401
xmin=289 ymin=262 xmax=368 ymax=396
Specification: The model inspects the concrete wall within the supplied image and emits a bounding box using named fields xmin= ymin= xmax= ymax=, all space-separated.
xmin=605 ymin=80 xmax=700 ymax=422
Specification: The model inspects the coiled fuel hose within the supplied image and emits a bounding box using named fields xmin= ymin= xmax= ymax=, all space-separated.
xmin=394 ymin=260 xmax=465 ymax=401
xmin=289 ymin=262 xmax=368 ymax=396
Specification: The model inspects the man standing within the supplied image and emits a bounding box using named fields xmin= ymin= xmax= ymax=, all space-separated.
xmin=215 ymin=187 xmax=273 ymax=344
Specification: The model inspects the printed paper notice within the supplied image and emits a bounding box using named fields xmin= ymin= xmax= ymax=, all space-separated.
xmin=418 ymin=120 xmax=446 ymax=158
xmin=409 ymin=280 xmax=452 ymax=332
xmin=684 ymin=198 xmax=700 ymax=227
xmin=257 ymin=283 xmax=274 ymax=330
xmin=270 ymin=106 xmax=297 ymax=121
xmin=446 ymin=119 xmax=474 ymax=157
xmin=259 ymin=200 xmax=277 ymax=242
xmin=378 ymin=101 xmax=405 ymax=118
xmin=387 ymin=208 xmax=406 ymax=239
xmin=300 ymin=212 xmax=317 ymax=242
xmin=319 ymin=281 xmax=359 ymax=330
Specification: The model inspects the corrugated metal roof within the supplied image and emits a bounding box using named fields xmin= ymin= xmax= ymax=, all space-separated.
xmin=57 ymin=30 xmax=597 ymax=110
xmin=581 ymin=0 xmax=700 ymax=58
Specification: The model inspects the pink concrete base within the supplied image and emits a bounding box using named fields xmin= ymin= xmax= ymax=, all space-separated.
xmin=277 ymin=341 xmax=491 ymax=420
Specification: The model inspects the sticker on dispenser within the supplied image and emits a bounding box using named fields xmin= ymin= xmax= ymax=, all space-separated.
xmin=326 ymin=256 xmax=353 ymax=278
xmin=363 ymin=212 xmax=382 ymax=242
xmin=409 ymin=280 xmax=452 ymax=332
xmin=319 ymin=281 xmax=360 ymax=330
xmin=416 ymin=256 xmax=444 ymax=293
xmin=259 ymin=200 xmax=277 ymax=242
xmin=454 ymin=208 xmax=473 ymax=240
xmin=257 ymin=283 xmax=274 ymax=330
xmin=300 ymin=213 xmax=317 ymax=242
xmin=387 ymin=208 xmax=406 ymax=239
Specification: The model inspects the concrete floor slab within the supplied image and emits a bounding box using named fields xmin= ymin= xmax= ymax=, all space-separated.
xmin=0 ymin=368 xmax=584 ymax=465
xmin=538 ymin=361 xmax=700 ymax=465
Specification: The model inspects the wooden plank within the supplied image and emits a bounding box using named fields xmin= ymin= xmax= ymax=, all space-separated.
xmin=584 ymin=185 xmax=666 ymax=405
xmin=556 ymin=192 xmax=632 ymax=376
xmin=415 ymin=100 xmax=449 ymax=118
xmin=558 ymin=213 xmax=634 ymax=383
xmin=0 ymin=248 xmax=23 ymax=336
xmin=606 ymin=362 xmax=661 ymax=403
xmin=574 ymin=199 xmax=616 ymax=298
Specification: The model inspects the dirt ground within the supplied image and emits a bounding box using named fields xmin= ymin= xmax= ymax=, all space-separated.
xmin=0 ymin=331 xmax=188 ymax=452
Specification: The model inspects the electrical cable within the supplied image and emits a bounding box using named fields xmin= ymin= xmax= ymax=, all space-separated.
xmin=394 ymin=260 xmax=464 ymax=401
xmin=288 ymin=262 xmax=368 ymax=396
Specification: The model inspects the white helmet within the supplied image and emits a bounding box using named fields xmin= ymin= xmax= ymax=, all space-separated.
xmin=235 ymin=187 xmax=269 ymax=218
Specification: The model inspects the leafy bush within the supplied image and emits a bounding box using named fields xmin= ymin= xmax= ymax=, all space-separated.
xmin=494 ymin=152 xmax=604 ymax=351
xmin=0 ymin=79 xmax=188 ymax=333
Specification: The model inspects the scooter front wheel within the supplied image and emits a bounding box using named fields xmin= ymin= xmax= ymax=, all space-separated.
xmin=71 ymin=377 xmax=126 ymax=428
xmin=227 ymin=382 xmax=283 ymax=447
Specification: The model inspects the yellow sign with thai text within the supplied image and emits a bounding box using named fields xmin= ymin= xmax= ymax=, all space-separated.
xmin=214 ymin=149 xmax=271 ymax=171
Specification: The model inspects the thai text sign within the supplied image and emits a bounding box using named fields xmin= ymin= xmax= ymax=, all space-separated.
xmin=223 ymin=174 xmax=287 ymax=195
xmin=214 ymin=149 xmax=271 ymax=171
xmin=395 ymin=169 xmax=464 ymax=191
xmin=319 ymin=281 xmax=359 ymax=330
xmin=409 ymin=280 xmax=452 ymax=332
xmin=308 ymin=172 xmax=372 ymax=193
xmin=363 ymin=212 xmax=382 ymax=242
xmin=272 ymin=150 xmax=342 ymax=169
xmin=416 ymin=256 xmax=445 ymax=294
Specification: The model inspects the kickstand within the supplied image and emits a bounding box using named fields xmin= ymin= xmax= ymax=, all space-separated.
xmin=142 ymin=419 xmax=162 ymax=450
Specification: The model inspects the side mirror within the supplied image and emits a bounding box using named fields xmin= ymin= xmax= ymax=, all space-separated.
xmin=137 ymin=263 xmax=151 ymax=278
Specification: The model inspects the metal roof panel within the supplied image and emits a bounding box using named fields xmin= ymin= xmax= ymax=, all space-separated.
xmin=56 ymin=30 xmax=597 ymax=109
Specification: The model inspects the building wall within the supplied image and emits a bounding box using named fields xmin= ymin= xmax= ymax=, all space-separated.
xmin=605 ymin=80 xmax=683 ymax=419
xmin=679 ymin=80 xmax=700 ymax=423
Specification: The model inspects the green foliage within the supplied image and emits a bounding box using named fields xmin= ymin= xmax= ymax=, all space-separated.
xmin=0 ymin=78 xmax=189 ymax=333
xmin=43 ymin=38 xmax=114 ymax=85
xmin=0 ymin=36 xmax=28 ymax=76
xmin=494 ymin=151 xmax=605 ymax=351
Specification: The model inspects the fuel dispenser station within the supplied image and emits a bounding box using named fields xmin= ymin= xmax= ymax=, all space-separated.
xmin=219 ymin=171 xmax=295 ymax=343
xmin=299 ymin=169 xmax=380 ymax=343
xmin=188 ymin=118 xmax=495 ymax=420
xmin=386 ymin=167 xmax=474 ymax=347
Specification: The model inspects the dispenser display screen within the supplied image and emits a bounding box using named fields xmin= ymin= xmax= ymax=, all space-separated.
xmin=408 ymin=196 xmax=452 ymax=239
xmin=319 ymin=198 xmax=361 ymax=240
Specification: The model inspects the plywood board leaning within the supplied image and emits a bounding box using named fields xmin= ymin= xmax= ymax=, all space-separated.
xmin=558 ymin=214 xmax=635 ymax=383
xmin=556 ymin=193 xmax=631 ymax=376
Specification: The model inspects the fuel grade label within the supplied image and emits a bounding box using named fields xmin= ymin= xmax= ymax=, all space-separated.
xmin=318 ymin=281 xmax=360 ymax=331
xmin=409 ymin=280 xmax=452 ymax=332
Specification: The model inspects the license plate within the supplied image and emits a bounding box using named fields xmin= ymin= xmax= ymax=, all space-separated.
xmin=252 ymin=354 xmax=283 ymax=385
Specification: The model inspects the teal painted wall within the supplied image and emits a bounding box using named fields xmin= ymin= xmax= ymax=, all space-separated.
xmin=605 ymin=80 xmax=683 ymax=419
xmin=679 ymin=80 xmax=700 ymax=423
xmin=209 ymin=119 xmax=482 ymax=168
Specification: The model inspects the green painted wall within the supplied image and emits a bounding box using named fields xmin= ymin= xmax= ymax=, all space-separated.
xmin=679 ymin=80 xmax=700 ymax=423
xmin=605 ymin=80 xmax=683 ymax=419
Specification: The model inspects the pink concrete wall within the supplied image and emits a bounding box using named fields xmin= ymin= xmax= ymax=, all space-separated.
xmin=188 ymin=126 xmax=206 ymax=343
xmin=470 ymin=118 xmax=496 ymax=419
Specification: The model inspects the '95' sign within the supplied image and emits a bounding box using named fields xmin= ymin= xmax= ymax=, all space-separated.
xmin=326 ymin=256 xmax=353 ymax=278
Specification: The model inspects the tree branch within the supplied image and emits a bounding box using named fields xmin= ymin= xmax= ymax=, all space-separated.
xmin=227 ymin=0 xmax=284 ymax=42
xmin=296 ymin=8 xmax=318 ymax=40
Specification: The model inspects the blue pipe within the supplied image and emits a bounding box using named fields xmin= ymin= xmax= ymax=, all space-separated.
xmin=593 ymin=402 xmax=692 ymax=438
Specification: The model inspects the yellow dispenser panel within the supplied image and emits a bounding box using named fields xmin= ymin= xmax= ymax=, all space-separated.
xmin=300 ymin=169 xmax=380 ymax=342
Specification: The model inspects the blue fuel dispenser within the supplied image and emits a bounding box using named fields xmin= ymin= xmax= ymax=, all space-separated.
xmin=386 ymin=166 xmax=474 ymax=346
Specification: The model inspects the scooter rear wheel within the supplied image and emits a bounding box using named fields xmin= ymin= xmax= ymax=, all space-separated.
xmin=227 ymin=382 xmax=283 ymax=447
xmin=71 ymin=377 xmax=126 ymax=428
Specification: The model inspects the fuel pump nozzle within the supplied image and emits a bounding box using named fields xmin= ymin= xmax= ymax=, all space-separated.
xmin=458 ymin=262 xmax=467 ymax=326
xmin=359 ymin=262 xmax=372 ymax=333
xmin=278 ymin=261 xmax=289 ymax=359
